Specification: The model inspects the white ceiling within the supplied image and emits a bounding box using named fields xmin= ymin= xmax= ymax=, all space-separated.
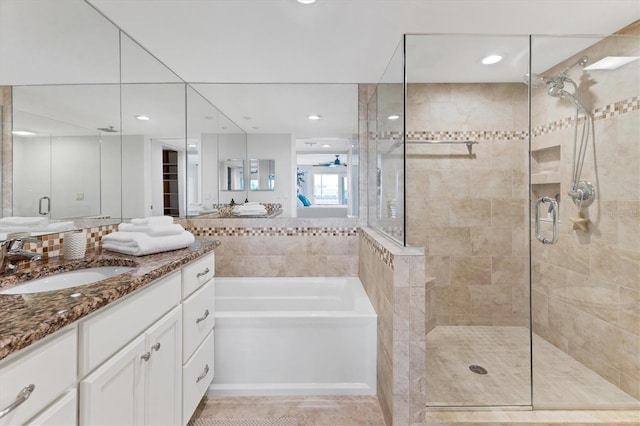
xmin=2 ymin=0 xmax=638 ymax=144
xmin=88 ymin=0 xmax=639 ymax=83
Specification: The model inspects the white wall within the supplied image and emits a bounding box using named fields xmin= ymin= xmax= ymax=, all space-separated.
xmin=100 ymin=134 xmax=122 ymax=219
xmin=247 ymin=133 xmax=295 ymax=217
xmin=50 ymin=135 xmax=101 ymax=219
xmin=122 ymin=135 xmax=150 ymax=219
xmin=200 ymin=133 xmax=219 ymax=207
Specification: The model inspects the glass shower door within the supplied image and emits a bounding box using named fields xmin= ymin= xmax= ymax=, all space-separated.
xmin=402 ymin=33 xmax=532 ymax=408
xmin=530 ymin=31 xmax=640 ymax=409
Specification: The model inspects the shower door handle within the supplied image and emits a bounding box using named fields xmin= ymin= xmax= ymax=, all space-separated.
xmin=39 ymin=196 xmax=50 ymax=216
xmin=535 ymin=197 xmax=559 ymax=245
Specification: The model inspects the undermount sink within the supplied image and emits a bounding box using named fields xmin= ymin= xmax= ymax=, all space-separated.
xmin=0 ymin=266 xmax=135 ymax=295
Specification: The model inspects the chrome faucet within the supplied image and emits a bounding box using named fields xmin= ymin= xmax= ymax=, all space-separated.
xmin=0 ymin=237 xmax=42 ymax=274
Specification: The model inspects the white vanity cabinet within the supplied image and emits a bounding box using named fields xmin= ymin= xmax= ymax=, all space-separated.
xmin=0 ymin=328 xmax=77 ymax=426
xmin=1 ymin=249 xmax=216 ymax=426
xmin=79 ymin=306 xmax=182 ymax=426
xmin=181 ymin=252 xmax=215 ymax=425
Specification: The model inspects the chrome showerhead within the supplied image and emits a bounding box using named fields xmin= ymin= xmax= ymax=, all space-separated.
xmin=523 ymin=73 xmax=548 ymax=88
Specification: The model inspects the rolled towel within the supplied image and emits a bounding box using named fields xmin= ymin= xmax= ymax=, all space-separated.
xmin=102 ymin=230 xmax=195 ymax=256
xmin=130 ymin=216 xmax=174 ymax=226
xmin=118 ymin=223 xmax=184 ymax=236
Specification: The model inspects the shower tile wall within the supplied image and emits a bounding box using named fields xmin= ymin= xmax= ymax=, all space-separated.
xmin=531 ymin=22 xmax=640 ymax=401
xmin=404 ymin=83 xmax=530 ymax=329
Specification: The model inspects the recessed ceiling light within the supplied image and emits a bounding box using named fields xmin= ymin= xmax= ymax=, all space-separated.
xmin=12 ymin=130 xmax=36 ymax=136
xmin=308 ymin=114 xmax=322 ymax=120
xmin=322 ymin=144 xmax=332 ymax=148
xmin=188 ymin=144 xmax=197 ymax=148
xmin=135 ymin=115 xmax=150 ymax=121
xmin=584 ymin=56 xmax=640 ymax=70
xmin=297 ymin=0 xmax=316 ymax=4
xmin=388 ymin=115 xmax=400 ymax=120
xmin=481 ymin=54 xmax=503 ymax=65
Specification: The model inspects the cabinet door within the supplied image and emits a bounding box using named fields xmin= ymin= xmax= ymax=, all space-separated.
xmin=145 ymin=306 xmax=182 ymax=426
xmin=80 ymin=334 xmax=146 ymax=426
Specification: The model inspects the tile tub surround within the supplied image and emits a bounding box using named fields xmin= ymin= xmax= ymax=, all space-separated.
xmin=0 ymin=239 xmax=219 ymax=360
xmin=179 ymin=218 xmax=359 ymax=277
xmin=358 ymin=227 xmax=427 ymax=426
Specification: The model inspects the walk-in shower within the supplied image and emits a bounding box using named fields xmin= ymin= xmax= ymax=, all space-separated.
xmin=368 ymin=28 xmax=640 ymax=412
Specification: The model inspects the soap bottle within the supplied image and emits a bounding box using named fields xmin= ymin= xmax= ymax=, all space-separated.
xmin=230 ymin=198 xmax=235 ymax=206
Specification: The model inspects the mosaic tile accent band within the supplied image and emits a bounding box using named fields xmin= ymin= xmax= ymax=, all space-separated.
xmin=376 ymin=96 xmax=638 ymax=141
xmin=533 ymin=95 xmax=638 ymax=136
xmin=23 ymin=224 xmax=117 ymax=260
xmin=359 ymin=228 xmax=394 ymax=270
xmin=186 ymin=225 xmax=358 ymax=237
xmin=379 ymin=130 xmax=527 ymax=142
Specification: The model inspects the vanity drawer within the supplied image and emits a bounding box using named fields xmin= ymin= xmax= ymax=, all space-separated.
xmin=183 ymin=279 xmax=215 ymax=360
xmin=78 ymin=270 xmax=181 ymax=377
xmin=182 ymin=330 xmax=214 ymax=426
xmin=0 ymin=328 xmax=76 ymax=426
xmin=182 ymin=252 xmax=215 ymax=298
xmin=28 ymin=388 xmax=77 ymax=426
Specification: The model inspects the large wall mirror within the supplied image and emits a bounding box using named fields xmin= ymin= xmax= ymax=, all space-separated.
xmin=191 ymin=83 xmax=359 ymax=218
xmin=1 ymin=0 xmax=359 ymax=228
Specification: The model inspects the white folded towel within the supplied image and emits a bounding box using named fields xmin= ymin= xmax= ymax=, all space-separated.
xmin=118 ymin=223 xmax=185 ymax=236
xmin=102 ymin=230 xmax=195 ymax=256
xmin=130 ymin=216 xmax=174 ymax=226
xmin=0 ymin=216 xmax=48 ymax=226
xmin=0 ymin=220 xmax=75 ymax=233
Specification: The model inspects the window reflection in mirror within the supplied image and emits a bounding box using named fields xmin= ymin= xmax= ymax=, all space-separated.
xmin=249 ymin=159 xmax=275 ymax=191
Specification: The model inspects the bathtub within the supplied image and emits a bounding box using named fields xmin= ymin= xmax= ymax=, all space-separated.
xmin=209 ymin=277 xmax=377 ymax=396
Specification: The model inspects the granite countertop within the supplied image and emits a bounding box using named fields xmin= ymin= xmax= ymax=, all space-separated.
xmin=0 ymin=239 xmax=220 ymax=361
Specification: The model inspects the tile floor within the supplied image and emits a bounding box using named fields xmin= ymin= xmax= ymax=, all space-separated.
xmin=190 ymin=396 xmax=640 ymax=425
xmin=426 ymin=326 xmax=640 ymax=408
xmin=190 ymin=325 xmax=640 ymax=425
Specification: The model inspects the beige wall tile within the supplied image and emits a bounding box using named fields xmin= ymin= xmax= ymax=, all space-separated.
xmin=449 ymin=199 xmax=491 ymax=227
xmin=450 ymin=256 xmax=492 ymax=285
xmin=590 ymin=239 xmax=640 ymax=291
xmin=470 ymin=227 xmax=512 ymax=256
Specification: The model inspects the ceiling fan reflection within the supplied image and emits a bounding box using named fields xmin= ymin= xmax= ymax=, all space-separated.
xmin=313 ymin=154 xmax=347 ymax=167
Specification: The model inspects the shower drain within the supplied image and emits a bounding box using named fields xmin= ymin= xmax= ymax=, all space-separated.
xmin=469 ymin=365 xmax=488 ymax=375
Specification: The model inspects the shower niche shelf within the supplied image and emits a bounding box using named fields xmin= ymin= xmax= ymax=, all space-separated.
xmin=531 ymin=144 xmax=561 ymax=185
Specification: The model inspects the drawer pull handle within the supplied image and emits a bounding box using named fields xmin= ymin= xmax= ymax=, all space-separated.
xmin=0 ymin=384 xmax=35 ymax=419
xmin=141 ymin=352 xmax=151 ymax=361
xmin=196 ymin=364 xmax=210 ymax=383
xmin=196 ymin=268 xmax=210 ymax=278
xmin=152 ymin=342 xmax=161 ymax=352
xmin=196 ymin=309 xmax=210 ymax=324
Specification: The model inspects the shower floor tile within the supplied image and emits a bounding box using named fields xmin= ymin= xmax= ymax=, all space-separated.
xmin=425 ymin=326 xmax=640 ymax=408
